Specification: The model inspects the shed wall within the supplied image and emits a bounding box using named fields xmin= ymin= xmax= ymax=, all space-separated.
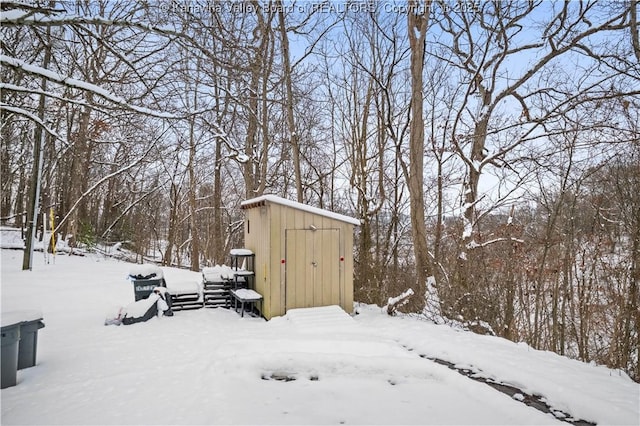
xmin=244 ymin=206 xmax=271 ymax=318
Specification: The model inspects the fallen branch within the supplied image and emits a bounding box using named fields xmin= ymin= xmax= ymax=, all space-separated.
xmin=384 ymin=288 xmax=414 ymax=316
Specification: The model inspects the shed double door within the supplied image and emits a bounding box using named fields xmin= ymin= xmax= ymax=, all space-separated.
xmin=285 ymin=229 xmax=340 ymax=310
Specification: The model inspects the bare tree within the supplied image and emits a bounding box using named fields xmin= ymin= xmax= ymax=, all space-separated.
xmin=406 ymin=0 xmax=433 ymax=307
xmin=277 ymin=0 xmax=303 ymax=202
xmin=427 ymin=0 xmax=634 ymax=321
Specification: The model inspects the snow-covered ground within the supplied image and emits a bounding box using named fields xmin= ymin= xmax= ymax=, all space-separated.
xmin=1 ymin=249 xmax=638 ymax=425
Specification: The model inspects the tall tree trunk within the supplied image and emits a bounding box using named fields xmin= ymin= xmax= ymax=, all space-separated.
xmin=244 ymin=62 xmax=260 ymax=199
xmin=244 ymin=5 xmax=274 ymax=199
xmin=188 ymin=116 xmax=200 ymax=271
xmin=23 ymin=25 xmax=51 ymax=270
xmin=163 ymin=178 xmax=179 ymax=266
xmin=212 ymin=136 xmax=225 ymax=265
xmin=65 ymin=103 xmax=91 ymax=250
xmin=277 ymin=3 xmax=303 ymax=202
xmin=0 ymin=89 xmax=13 ymax=220
xmin=631 ymin=0 xmax=640 ymax=62
xmin=16 ymin=151 xmax=27 ymax=228
xmin=406 ymin=0 xmax=432 ymax=303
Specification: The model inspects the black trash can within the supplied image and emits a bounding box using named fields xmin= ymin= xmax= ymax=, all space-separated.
xmin=1 ymin=322 xmax=21 ymax=389
xmin=128 ymin=264 xmax=166 ymax=301
xmin=18 ymin=318 xmax=45 ymax=370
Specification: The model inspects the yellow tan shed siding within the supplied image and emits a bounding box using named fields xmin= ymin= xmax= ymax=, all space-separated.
xmin=343 ymin=224 xmax=354 ymax=313
xmin=244 ymin=205 xmax=272 ymax=318
xmin=269 ymin=203 xmax=284 ymax=318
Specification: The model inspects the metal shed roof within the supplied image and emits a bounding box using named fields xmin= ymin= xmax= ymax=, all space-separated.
xmin=241 ymin=195 xmax=361 ymax=226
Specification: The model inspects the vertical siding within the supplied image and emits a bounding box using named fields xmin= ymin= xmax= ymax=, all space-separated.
xmin=343 ymin=223 xmax=354 ymax=313
xmin=245 ymin=206 xmax=271 ymax=318
xmin=320 ymin=228 xmax=340 ymax=306
xmin=260 ymin=205 xmax=272 ymax=319
xmin=269 ymin=203 xmax=283 ymax=318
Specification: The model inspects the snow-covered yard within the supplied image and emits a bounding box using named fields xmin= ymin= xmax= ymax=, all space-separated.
xmin=1 ymin=249 xmax=638 ymax=425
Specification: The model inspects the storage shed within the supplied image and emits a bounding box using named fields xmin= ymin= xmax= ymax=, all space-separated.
xmin=240 ymin=195 xmax=359 ymax=320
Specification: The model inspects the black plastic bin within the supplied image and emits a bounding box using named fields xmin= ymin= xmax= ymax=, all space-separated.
xmin=18 ymin=318 xmax=45 ymax=370
xmin=1 ymin=322 xmax=21 ymax=389
xmin=128 ymin=265 xmax=166 ymax=301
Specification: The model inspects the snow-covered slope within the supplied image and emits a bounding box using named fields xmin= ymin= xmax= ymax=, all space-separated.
xmin=1 ymin=250 xmax=638 ymax=425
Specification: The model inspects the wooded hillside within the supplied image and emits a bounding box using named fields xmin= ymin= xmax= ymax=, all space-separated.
xmin=1 ymin=0 xmax=638 ymax=380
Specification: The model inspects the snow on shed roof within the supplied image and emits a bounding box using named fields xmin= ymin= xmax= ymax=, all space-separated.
xmin=241 ymin=195 xmax=361 ymax=226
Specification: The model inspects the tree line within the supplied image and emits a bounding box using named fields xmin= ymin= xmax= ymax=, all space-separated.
xmin=1 ymin=0 xmax=638 ymax=380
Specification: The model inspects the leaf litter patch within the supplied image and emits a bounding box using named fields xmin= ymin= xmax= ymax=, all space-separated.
xmin=261 ymin=371 xmax=319 ymax=382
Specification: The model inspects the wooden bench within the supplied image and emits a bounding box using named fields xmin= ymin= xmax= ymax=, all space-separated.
xmin=230 ymin=288 xmax=263 ymax=318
